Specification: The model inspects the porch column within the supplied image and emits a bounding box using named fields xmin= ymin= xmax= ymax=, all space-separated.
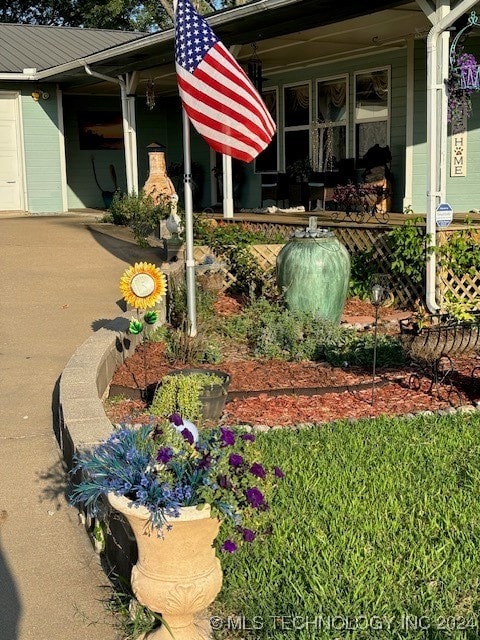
xmin=120 ymin=72 xmax=139 ymax=195
xmin=419 ymin=0 xmax=478 ymax=312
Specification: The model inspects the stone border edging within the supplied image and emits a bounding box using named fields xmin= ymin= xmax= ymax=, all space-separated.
xmin=58 ymin=314 xmax=143 ymax=470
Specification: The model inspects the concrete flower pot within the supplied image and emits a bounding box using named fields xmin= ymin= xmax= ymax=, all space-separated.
xmin=108 ymin=493 xmax=222 ymax=639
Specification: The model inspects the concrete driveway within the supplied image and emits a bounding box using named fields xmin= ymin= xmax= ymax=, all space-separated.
xmin=0 ymin=212 xmax=163 ymax=640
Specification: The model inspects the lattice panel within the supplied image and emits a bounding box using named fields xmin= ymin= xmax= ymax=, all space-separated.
xmin=439 ymin=271 xmax=480 ymax=308
xmin=248 ymin=244 xmax=284 ymax=270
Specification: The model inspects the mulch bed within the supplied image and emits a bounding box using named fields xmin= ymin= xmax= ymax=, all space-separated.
xmin=106 ymin=296 xmax=480 ymax=428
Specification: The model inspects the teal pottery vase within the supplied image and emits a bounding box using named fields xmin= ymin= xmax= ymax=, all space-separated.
xmin=276 ymin=234 xmax=350 ymax=323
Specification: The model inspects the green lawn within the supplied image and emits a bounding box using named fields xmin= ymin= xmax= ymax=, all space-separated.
xmin=213 ymin=413 xmax=480 ymax=639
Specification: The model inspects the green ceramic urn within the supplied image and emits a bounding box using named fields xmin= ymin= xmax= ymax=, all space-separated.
xmin=276 ymin=232 xmax=350 ymax=323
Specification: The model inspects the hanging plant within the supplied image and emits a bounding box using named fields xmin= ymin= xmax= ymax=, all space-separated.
xmin=448 ymin=52 xmax=478 ymax=130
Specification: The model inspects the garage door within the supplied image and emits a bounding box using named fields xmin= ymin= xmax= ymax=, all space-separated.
xmin=0 ymin=94 xmax=23 ymax=211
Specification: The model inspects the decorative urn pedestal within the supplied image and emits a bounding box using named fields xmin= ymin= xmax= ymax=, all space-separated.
xmin=108 ymin=493 xmax=222 ymax=640
xmin=276 ymin=230 xmax=351 ymax=324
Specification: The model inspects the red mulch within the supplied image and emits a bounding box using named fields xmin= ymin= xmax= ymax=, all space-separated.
xmin=106 ymin=295 xmax=480 ymax=428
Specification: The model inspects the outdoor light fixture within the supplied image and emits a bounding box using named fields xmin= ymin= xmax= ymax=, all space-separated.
xmin=146 ymin=79 xmax=155 ymax=110
xmin=247 ymin=43 xmax=263 ymax=93
xmin=31 ymin=89 xmax=49 ymax=101
xmin=370 ymin=280 xmax=385 ymax=406
xmin=371 ymin=283 xmax=384 ymax=306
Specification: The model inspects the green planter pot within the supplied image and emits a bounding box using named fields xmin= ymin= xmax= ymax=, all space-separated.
xmin=276 ymin=234 xmax=350 ymax=323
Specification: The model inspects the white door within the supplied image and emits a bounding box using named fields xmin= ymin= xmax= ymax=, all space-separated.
xmin=0 ymin=94 xmax=23 ymax=210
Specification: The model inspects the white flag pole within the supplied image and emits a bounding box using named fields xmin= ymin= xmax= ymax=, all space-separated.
xmin=174 ymin=0 xmax=197 ymax=337
xmin=182 ymin=109 xmax=197 ymax=337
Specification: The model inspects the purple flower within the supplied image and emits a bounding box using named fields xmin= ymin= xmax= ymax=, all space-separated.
xmin=156 ymin=447 xmax=173 ymax=464
xmin=246 ymin=487 xmax=264 ymax=508
xmin=229 ymin=453 xmax=244 ymax=468
xmin=198 ymin=454 xmax=211 ymax=470
xmin=221 ymin=539 xmax=237 ymax=553
xmin=220 ymin=427 xmax=235 ymax=447
xmin=180 ymin=428 xmax=194 ymax=445
xmin=242 ymin=528 xmax=256 ymax=543
xmin=169 ymin=413 xmax=183 ymax=426
xmin=218 ymin=474 xmax=233 ymax=490
xmin=241 ymin=433 xmax=255 ymax=442
xmin=250 ymin=462 xmax=266 ymax=478
xmin=274 ymin=466 xmax=285 ymax=479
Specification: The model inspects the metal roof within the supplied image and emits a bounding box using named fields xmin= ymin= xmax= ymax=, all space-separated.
xmin=0 ymin=23 xmax=147 ymax=73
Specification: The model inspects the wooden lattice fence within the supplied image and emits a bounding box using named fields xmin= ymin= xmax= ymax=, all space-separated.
xmin=194 ymin=223 xmax=480 ymax=309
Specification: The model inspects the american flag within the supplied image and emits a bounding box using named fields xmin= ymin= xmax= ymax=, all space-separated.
xmin=175 ymin=0 xmax=276 ymax=163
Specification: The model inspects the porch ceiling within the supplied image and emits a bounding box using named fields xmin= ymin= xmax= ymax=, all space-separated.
xmin=57 ymin=1 xmax=470 ymax=98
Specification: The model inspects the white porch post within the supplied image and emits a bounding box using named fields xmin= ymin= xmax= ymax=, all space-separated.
xmin=419 ymin=0 xmax=478 ymax=312
xmin=222 ymin=154 xmax=234 ymax=218
xmin=84 ymin=64 xmax=139 ymax=196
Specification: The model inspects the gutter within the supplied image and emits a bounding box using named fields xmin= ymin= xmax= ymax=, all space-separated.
xmin=425 ymin=0 xmax=478 ymax=313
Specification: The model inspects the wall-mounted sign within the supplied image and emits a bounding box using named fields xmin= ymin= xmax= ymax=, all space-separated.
xmin=436 ymin=203 xmax=453 ymax=228
xmin=450 ymin=131 xmax=467 ymax=177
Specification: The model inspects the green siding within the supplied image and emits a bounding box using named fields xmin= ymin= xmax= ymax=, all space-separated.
xmin=412 ymin=40 xmax=480 ymax=214
xmin=20 ymin=84 xmax=63 ymax=213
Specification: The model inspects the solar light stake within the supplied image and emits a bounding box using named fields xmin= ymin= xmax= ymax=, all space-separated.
xmin=371 ymin=284 xmax=384 ymax=405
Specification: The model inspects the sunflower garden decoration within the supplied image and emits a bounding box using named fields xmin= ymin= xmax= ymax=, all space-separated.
xmin=120 ymin=262 xmax=167 ymax=395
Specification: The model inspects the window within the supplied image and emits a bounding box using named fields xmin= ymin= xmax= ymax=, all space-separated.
xmin=283 ymin=82 xmax=311 ymax=171
xmin=255 ymin=88 xmax=278 ymax=173
xmin=315 ymin=76 xmax=348 ymax=171
xmin=354 ymin=68 xmax=390 ymax=161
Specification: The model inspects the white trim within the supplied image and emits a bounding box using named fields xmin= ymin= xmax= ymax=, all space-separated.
xmin=403 ymin=39 xmax=415 ymax=211
xmin=254 ymin=85 xmax=279 ymax=174
xmin=353 ymin=66 xmax=391 ymax=161
xmin=17 ymin=92 xmax=28 ymax=211
xmin=282 ymin=80 xmax=312 ymax=172
xmin=0 ymin=90 xmax=26 ymax=211
xmin=56 ymin=87 xmax=69 ymax=212
xmin=315 ymin=73 xmax=349 ymax=171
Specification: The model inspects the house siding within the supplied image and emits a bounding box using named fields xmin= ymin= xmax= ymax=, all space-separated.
xmin=412 ymin=40 xmax=480 ymax=215
xmin=21 ymin=85 xmax=64 ymax=213
xmin=0 ymin=82 xmax=64 ymax=213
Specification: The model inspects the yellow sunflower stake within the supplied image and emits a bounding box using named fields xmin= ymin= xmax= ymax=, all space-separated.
xmin=120 ymin=262 xmax=167 ymax=397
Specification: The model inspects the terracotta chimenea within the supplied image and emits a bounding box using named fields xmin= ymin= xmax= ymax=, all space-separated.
xmin=143 ymin=142 xmax=177 ymax=205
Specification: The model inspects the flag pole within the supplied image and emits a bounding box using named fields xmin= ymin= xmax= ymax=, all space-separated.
xmin=182 ymin=108 xmax=197 ymax=337
xmin=174 ymin=0 xmax=197 ymax=337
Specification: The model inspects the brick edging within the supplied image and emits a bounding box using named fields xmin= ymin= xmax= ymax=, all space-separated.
xmin=58 ymin=314 xmax=144 ymax=470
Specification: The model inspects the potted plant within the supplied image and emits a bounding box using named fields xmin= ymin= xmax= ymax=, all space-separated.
xmin=70 ymin=418 xmax=283 ymax=640
xmin=151 ymin=369 xmax=230 ymax=422
xmin=399 ymin=300 xmax=480 ymax=364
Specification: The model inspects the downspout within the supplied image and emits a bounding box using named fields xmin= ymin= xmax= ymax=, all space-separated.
xmin=425 ymin=0 xmax=478 ymax=313
xmin=84 ymin=63 xmax=135 ymax=194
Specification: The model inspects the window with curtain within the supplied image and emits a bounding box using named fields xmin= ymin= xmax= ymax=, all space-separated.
xmin=283 ymin=83 xmax=311 ymax=172
xmin=255 ymin=88 xmax=278 ymax=173
xmin=315 ymin=76 xmax=348 ymax=171
xmin=354 ymin=68 xmax=390 ymax=161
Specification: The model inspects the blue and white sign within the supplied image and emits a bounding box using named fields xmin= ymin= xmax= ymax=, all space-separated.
xmin=436 ymin=203 xmax=453 ymax=228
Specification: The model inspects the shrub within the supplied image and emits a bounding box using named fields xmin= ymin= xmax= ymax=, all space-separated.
xmin=107 ymin=190 xmax=171 ymax=246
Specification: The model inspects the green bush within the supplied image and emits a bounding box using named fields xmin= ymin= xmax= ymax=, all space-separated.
xmin=220 ymin=298 xmax=405 ymax=367
xmin=107 ymin=190 xmax=171 ymax=246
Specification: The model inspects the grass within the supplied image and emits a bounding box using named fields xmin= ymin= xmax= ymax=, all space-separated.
xmin=212 ymin=412 xmax=480 ymax=639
